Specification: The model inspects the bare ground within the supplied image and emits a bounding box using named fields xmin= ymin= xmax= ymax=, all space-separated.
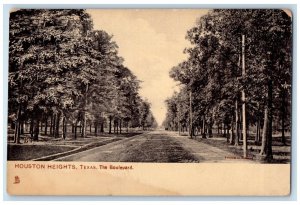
xmin=56 ymin=131 xmax=199 ymax=162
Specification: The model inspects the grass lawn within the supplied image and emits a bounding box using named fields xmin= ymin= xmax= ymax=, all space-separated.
xmin=7 ymin=145 xmax=75 ymax=161
xmin=194 ymin=135 xmax=291 ymax=163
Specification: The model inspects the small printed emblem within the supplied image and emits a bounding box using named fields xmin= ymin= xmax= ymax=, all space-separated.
xmin=13 ymin=176 xmax=20 ymax=184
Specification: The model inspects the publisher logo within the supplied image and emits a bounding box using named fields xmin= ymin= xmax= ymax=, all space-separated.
xmin=13 ymin=176 xmax=20 ymax=184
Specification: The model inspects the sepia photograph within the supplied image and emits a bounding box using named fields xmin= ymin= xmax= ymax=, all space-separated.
xmin=6 ymin=8 xmax=292 ymax=195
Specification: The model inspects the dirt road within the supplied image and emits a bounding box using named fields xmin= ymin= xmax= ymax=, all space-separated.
xmin=55 ymin=130 xmax=252 ymax=162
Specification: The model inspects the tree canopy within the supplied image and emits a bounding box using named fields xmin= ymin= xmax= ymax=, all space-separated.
xmin=164 ymin=9 xmax=292 ymax=161
xmin=9 ymin=9 xmax=157 ymax=143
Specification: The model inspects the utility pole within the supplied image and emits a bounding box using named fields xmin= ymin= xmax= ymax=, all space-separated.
xmin=241 ymin=34 xmax=247 ymax=158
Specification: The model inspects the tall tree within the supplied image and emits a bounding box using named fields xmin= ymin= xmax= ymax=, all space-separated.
xmin=164 ymin=9 xmax=291 ymax=162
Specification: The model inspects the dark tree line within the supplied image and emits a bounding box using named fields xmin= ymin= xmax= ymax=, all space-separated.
xmin=163 ymin=9 xmax=292 ymax=161
xmin=8 ymin=9 xmax=157 ymax=143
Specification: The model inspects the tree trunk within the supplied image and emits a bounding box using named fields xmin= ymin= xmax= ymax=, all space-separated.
xmin=62 ymin=115 xmax=66 ymax=140
xmin=113 ymin=121 xmax=116 ymax=133
xmin=64 ymin=120 xmax=67 ymax=139
xmin=281 ymin=89 xmax=286 ymax=145
xmin=14 ymin=104 xmax=22 ymax=144
xmin=45 ymin=117 xmax=48 ymax=135
xmin=109 ymin=116 xmax=112 ymax=134
xmin=116 ymin=121 xmax=119 ymax=134
xmin=81 ymin=84 xmax=88 ymax=137
xmin=227 ymin=124 xmax=230 ymax=143
xmin=50 ymin=114 xmax=53 ymax=136
xmin=81 ymin=115 xmax=86 ymax=138
xmin=222 ymin=123 xmax=226 ymax=138
xmin=54 ymin=114 xmax=57 ymax=138
xmin=24 ymin=122 xmax=28 ymax=133
xmin=230 ymin=118 xmax=234 ymax=145
xmin=94 ymin=124 xmax=98 ymax=134
xmin=255 ymin=118 xmax=260 ymax=145
xmin=208 ymin=123 xmax=213 ymax=138
xmin=202 ymin=116 xmax=206 ymax=138
xmin=52 ymin=114 xmax=56 ymax=137
xmin=258 ymin=120 xmax=261 ymax=143
xmin=14 ymin=120 xmax=20 ymax=144
xmin=260 ymin=107 xmax=268 ymax=155
xmin=30 ymin=118 xmax=34 ymax=139
xmin=265 ymin=78 xmax=273 ymax=160
xmin=20 ymin=121 xmax=24 ymax=135
xmin=189 ymin=90 xmax=193 ymax=139
xmin=100 ymin=122 xmax=104 ymax=133
xmin=55 ymin=113 xmax=60 ymax=138
xmin=225 ymin=124 xmax=229 ymax=142
xmin=11 ymin=121 xmax=15 ymax=130
xmin=200 ymin=126 xmax=202 ymax=135
xmin=260 ymin=79 xmax=275 ymax=159
xmin=74 ymin=122 xmax=77 ymax=140
xmin=119 ymin=119 xmax=122 ymax=134
xmin=33 ymin=119 xmax=40 ymax=141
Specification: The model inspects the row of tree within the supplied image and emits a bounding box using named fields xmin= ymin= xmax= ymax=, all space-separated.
xmin=163 ymin=9 xmax=292 ymax=161
xmin=9 ymin=9 xmax=157 ymax=143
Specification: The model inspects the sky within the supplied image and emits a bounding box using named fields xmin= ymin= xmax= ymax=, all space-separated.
xmin=87 ymin=9 xmax=209 ymax=125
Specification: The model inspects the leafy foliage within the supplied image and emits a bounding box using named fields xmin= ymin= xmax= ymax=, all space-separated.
xmin=164 ymin=9 xmax=291 ymax=160
xmin=9 ymin=9 xmax=157 ymax=142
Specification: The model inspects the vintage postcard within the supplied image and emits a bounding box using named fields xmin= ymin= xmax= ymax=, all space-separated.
xmin=6 ymin=8 xmax=292 ymax=195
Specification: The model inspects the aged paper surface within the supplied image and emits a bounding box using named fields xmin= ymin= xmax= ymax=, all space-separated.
xmin=7 ymin=162 xmax=290 ymax=195
xmin=7 ymin=9 xmax=292 ymax=196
